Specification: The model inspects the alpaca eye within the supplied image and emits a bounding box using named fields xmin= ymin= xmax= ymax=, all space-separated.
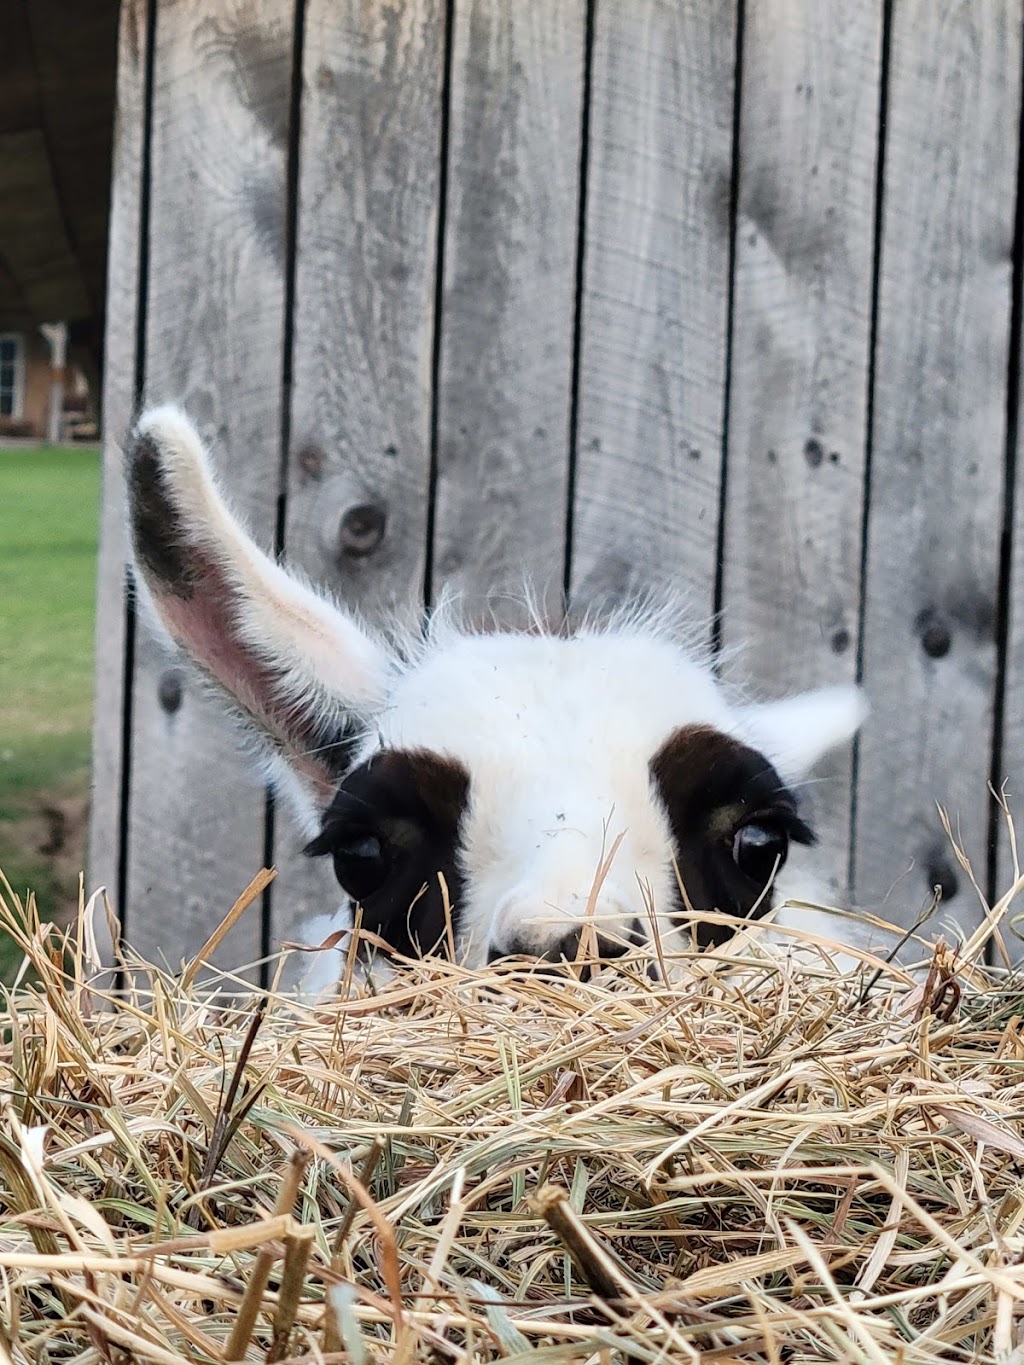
xmin=731 ymin=822 xmax=789 ymax=885
xmin=332 ymin=833 xmax=390 ymax=901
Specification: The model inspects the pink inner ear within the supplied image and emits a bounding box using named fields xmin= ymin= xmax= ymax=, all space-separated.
xmin=150 ymin=554 xmax=339 ymax=803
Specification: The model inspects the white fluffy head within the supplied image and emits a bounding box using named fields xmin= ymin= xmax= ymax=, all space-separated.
xmin=126 ymin=408 xmax=865 ymax=979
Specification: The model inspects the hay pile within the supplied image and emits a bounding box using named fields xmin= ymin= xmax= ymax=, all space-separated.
xmin=1 ymin=873 xmax=1023 ymax=1364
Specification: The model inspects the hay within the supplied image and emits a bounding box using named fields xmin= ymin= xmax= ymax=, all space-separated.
xmin=1 ymin=871 xmax=1023 ymax=1364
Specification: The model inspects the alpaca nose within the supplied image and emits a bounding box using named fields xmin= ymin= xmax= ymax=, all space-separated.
xmin=489 ymin=928 xmax=582 ymax=964
xmin=487 ymin=924 xmax=636 ymax=965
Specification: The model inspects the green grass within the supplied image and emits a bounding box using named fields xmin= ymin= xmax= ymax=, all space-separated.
xmin=0 ymin=446 xmax=101 ymax=976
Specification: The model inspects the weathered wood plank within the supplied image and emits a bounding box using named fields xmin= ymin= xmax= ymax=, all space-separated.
xmin=88 ymin=0 xmax=148 ymax=922
xmin=431 ymin=0 xmax=585 ymax=604
xmin=720 ymin=2 xmax=882 ymax=906
xmin=854 ymin=0 xmax=1021 ymax=938
xmin=270 ymin=0 xmax=446 ymax=952
xmin=1001 ymin=474 xmax=1024 ymax=934
xmin=570 ymin=1 xmax=737 ymax=612
xmin=125 ymin=0 xmax=296 ymax=972
xmin=998 ymin=266 xmax=1024 ymax=948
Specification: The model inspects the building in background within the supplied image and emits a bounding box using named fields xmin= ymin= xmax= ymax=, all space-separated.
xmin=0 ymin=1 xmax=118 ymax=441
xmin=0 ymin=323 xmax=96 ymax=442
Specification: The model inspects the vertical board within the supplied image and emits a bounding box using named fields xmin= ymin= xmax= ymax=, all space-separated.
xmin=92 ymin=2 xmax=1024 ymax=964
xmin=570 ymin=1 xmax=737 ymax=611
xmin=854 ymin=1 xmax=1021 ymax=934
xmin=431 ymin=0 xmax=585 ymax=603
xmin=89 ymin=0 xmax=148 ymax=913
xmin=125 ymin=0 xmax=295 ymax=971
xmin=720 ymin=2 xmax=882 ymax=904
xmin=270 ymin=0 xmax=446 ymax=949
xmin=1000 ymin=251 xmax=1024 ymax=949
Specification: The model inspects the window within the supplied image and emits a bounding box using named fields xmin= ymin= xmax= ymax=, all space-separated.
xmin=0 ymin=334 xmax=25 ymax=418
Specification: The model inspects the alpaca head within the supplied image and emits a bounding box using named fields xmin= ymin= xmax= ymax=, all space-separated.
xmin=126 ymin=407 xmax=865 ymax=975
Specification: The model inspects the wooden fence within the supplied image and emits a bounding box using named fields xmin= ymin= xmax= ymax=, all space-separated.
xmin=91 ymin=0 xmax=1024 ymax=972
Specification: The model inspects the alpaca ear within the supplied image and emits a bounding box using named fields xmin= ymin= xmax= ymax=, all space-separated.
xmin=125 ymin=406 xmax=392 ymax=821
xmin=735 ymin=684 xmax=867 ymax=785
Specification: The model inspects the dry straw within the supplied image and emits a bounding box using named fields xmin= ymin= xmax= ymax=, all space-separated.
xmin=1 ymin=853 xmax=1023 ymax=1364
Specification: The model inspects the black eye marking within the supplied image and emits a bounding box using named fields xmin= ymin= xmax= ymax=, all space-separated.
xmin=329 ymin=832 xmax=389 ymax=902
xmin=650 ymin=725 xmax=814 ymax=948
xmin=731 ymin=819 xmax=791 ymax=884
xmin=305 ymin=749 xmax=470 ymax=959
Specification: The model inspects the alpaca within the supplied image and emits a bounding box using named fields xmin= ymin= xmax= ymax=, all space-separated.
xmin=125 ymin=406 xmax=865 ymax=989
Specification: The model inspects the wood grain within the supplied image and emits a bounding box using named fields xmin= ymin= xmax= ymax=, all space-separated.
xmin=853 ymin=0 xmax=1021 ymax=937
xmin=569 ymin=0 xmax=737 ymax=614
xmin=998 ymin=243 xmax=1024 ymax=952
xmin=998 ymin=539 xmax=1024 ymax=930
xmin=125 ymin=0 xmax=296 ymax=973
xmin=270 ymin=0 xmax=446 ymax=952
xmin=93 ymin=1 xmax=1024 ymax=968
xmin=720 ymin=2 xmax=883 ymax=905
xmin=88 ymin=0 xmax=148 ymax=929
xmin=431 ymin=0 xmax=585 ymax=607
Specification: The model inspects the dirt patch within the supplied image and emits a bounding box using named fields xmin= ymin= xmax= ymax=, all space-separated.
xmin=0 ymin=779 xmax=90 ymax=929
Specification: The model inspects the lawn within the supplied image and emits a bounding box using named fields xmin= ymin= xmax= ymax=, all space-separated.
xmin=0 ymin=445 xmax=101 ymax=977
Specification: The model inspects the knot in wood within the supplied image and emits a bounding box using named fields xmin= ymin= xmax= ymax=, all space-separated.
xmin=337 ymin=502 xmax=386 ymax=558
xmin=925 ymin=854 xmax=959 ymax=902
xmin=803 ymin=437 xmax=824 ymax=468
xmin=921 ymin=620 xmax=951 ymax=659
xmin=296 ymin=444 xmax=326 ymax=481
xmin=158 ymin=669 xmax=184 ymax=714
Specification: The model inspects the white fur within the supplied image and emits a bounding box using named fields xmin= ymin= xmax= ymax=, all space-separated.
xmin=735 ymin=687 xmax=870 ymax=788
xmin=303 ymin=627 xmax=862 ymax=980
xmin=371 ymin=630 xmax=731 ymax=963
xmin=132 ymin=406 xmax=393 ymax=816
xmin=128 ymin=408 xmax=867 ymax=992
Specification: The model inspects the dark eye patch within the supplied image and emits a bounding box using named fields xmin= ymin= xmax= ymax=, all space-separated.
xmin=305 ymin=749 xmax=470 ymax=959
xmin=650 ymin=724 xmax=814 ymax=947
